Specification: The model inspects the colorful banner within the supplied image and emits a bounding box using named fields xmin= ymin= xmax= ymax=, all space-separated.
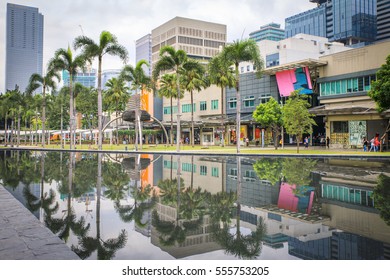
xmin=276 ymin=67 xmax=313 ymax=97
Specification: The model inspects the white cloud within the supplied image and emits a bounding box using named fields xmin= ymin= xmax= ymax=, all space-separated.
xmin=0 ymin=0 xmax=315 ymax=93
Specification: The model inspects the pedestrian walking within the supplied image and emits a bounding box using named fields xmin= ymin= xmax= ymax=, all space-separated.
xmin=326 ymin=136 xmax=330 ymax=149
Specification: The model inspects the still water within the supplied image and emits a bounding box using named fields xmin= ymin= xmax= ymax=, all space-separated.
xmin=1 ymin=150 xmax=390 ymax=260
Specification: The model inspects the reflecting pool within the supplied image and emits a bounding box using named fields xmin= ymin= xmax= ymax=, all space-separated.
xmin=1 ymin=150 xmax=390 ymax=260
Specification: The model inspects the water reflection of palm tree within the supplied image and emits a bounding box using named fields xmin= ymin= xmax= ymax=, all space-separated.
xmin=71 ymin=153 xmax=127 ymax=260
xmin=211 ymin=157 xmax=266 ymax=259
xmin=114 ymin=184 xmax=156 ymax=228
xmin=103 ymin=161 xmax=130 ymax=201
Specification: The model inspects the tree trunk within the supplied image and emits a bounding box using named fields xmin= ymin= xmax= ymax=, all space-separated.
xmin=191 ymin=91 xmax=194 ymax=147
xmin=380 ymin=119 xmax=390 ymax=152
xmin=69 ymin=77 xmax=74 ymax=150
xmin=170 ymin=96 xmax=173 ymax=146
xmin=296 ymin=136 xmax=300 ymax=153
xmin=97 ymin=56 xmax=103 ymax=150
xmin=42 ymin=84 xmax=46 ymax=148
xmin=17 ymin=110 xmax=21 ymax=147
xmin=176 ymin=70 xmax=181 ymax=152
xmin=221 ymin=87 xmax=225 ymax=147
xmin=235 ymin=63 xmax=241 ymax=154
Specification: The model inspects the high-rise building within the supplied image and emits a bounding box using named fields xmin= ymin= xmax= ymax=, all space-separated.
xmin=151 ymin=17 xmax=227 ymax=145
xmin=285 ymin=0 xmax=377 ymax=46
xmin=377 ymin=0 xmax=390 ymax=41
xmin=136 ymin=34 xmax=152 ymax=77
xmin=151 ymin=16 xmax=226 ymax=65
xmin=6 ymin=3 xmax=44 ymax=92
xmin=62 ymin=69 xmax=97 ymax=89
xmin=249 ymin=23 xmax=285 ymax=42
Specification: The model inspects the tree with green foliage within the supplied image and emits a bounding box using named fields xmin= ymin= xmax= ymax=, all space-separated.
xmin=369 ymin=54 xmax=390 ymax=151
xmin=208 ymin=52 xmax=235 ymax=146
xmin=157 ymin=74 xmax=179 ymax=145
xmin=120 ymin=59 xmax=151 ymax=150
xmin=49 ymin=47 xmax=86 ymax=149
xmin=26 ymin=69 xmax=60 ymax=147
xmin=153 ymin=46 xmax=190 ymax=152
xmin=372 ymin=174 xmax=390 ymax=226
xmin=282 ymin=91 xmax=316 ymax=153
xmin=181 ymin=59 xmax=207 ymax=147
xmin=253 ymin=97 xmax=283 ymax=150
xmin=104 ymin=77 xmax=129 ymax=145
xmin=74 ymin=31 xmax=128 ymax=150
xmin=220 ymin=39 xmax=264 ymax=153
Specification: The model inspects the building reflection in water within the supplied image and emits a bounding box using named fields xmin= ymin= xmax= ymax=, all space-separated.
xmin=1 ymin=150 xmax=390 ymax=260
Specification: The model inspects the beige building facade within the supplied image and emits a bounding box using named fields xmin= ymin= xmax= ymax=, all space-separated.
xmin=312 ymin=40 xmax=390 ymax=149
xmin=151 ymin=17 xmax=227 ymax=145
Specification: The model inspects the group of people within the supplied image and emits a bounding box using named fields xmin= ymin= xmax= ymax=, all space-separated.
xmin=362 ymin=134 xmax=380 ymax=152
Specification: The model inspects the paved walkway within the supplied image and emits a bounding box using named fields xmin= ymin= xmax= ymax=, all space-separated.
xmin=0 ymin=186 xmax=79 ymax=260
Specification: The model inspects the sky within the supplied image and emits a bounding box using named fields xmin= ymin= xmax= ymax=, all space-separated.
xmin=0 ymin=0 xmax=316 ymax=93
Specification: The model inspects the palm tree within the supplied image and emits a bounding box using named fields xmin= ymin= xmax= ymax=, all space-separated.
xmin=158 ymin=74 xmax=179 ymax=145
xmin=221 ymin=39 xmax=263 ymax=153
xmin=49 ymin=46 xmax=86 ymax=149
xmin=120 ymin=60 xmax=151 ymax=150
xmin=152 ymin=46 xmax=189 ymax=152
xmin=26 ymin=69 xmax=60 ymax=147
xmin=208 ymin=53 xmax=235 ymax=146
xmin=181 ymin=59 xmax=207 ymax=147
xmin=74 ymin=31 xmax=128 ymax=150
xmin=104 ymin=77 xmax=129 ymax=145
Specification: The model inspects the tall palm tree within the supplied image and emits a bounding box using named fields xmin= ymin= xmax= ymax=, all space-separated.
xmin=26 ymin=69 xmax=60 ymax=148
xmin=158 ymin=74 xmax=179 ymax=146
xmin=74 ymin=31 xmax=128 ymax=150
xmin=221 ymin=39 xmax=263 ymax=153
xmin=49 ymin=46 xmax=86 ymax=149
xmin=181 ymin=59 xmax=207 ymax=147
xmin=120 ymin=60 xmax=151 ymax=150
xmin=153 ymin=46 xmax=189 ymax=152
xmin=208 ymin=53 xmax=235 ymax=146
xmin=104 ymin=77 xmax=129 ymax=145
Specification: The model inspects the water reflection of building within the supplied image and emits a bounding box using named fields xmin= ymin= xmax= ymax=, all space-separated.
xmin=225 ymin=158 xmax=280 ymax=207
xmin=161 ymin=155 xmax=225 ymax=194
xmin=151 ymin=203 xmax=222 ymax=259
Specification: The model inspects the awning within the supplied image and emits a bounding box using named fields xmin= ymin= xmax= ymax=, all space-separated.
xmin=309 ymin=105 xmax=378 ymax=116
xmin=263 ymin=58 xmax=328 ymax=75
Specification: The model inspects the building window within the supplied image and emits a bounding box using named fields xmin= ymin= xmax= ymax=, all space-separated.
xmin=259 ymin=93 xmax=271 ymax=104
xmin=211 ymin=100 xmax=218 ymax=110
xmin=228 ymin=98 xmax=237 ymax=109
xmin=182 ymin=104 xmax=196 ymax=113
xmin=212 ymin=167 xmax=219 ymax=177
xmin=320 ymin=75 xmax=376 ymax=96
xmin=182 ymin=163 xmax=196 ymax=173
xmin=244 ymin=96 xmax=255 ymax=107
xmin=247 ymin=65 xmax=251 ymax=71
xmin=163 ymin=106 xmax=178 ymax=114
xmin=200 ymin=101 xmax=207 ymax=111
xmin=241 ymin=67 xmax=244 ymax=73
xmin=200 ymin=165 xmax=207 ymax=176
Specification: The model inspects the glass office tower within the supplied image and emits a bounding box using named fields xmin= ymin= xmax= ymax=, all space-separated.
xmin=6 ymin=3 xmax=44 ymax=92
xmin=285 ymin=0 xmax=377 ymax=45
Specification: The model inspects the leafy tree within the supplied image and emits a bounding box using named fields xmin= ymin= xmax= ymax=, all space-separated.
xmin=253 ymin=158 xmax=283 ymax=185
xmin=26 ymin=69 xmax=60 ymax=147
xmin=253 ymin=97 xmax=283 ymax=150
xmin=104 ymin=77 xmax=129 ymax=144
xmin=208 ymin=52 xmax=235 ymax=146
xmin=220 ymin=39 xmax=264 ymax=153
xmin=153 ymin=46 xmax=189 ymax=152
xmin=181 ymin=59 xmax=207 ymax=147
xmin=74 ymin=31 xmax=128 ymax=150
xmin=282 ymin=91 xmax=316 ymax=153
xmin=49 ymin=46 xmax=86 ymax=149
xmin=368 ymin=54 xmax=390 ymax=151
xmin=372 ymin=174 xmax=390 ymax=226
xmin=157 ymin=74 xmax=179 ymax=145
xmin=120 ymin=60 xmax=151 ymax=150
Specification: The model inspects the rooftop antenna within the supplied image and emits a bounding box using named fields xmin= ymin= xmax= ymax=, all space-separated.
xmin=79 ymin=24 xmax=92 ymax=72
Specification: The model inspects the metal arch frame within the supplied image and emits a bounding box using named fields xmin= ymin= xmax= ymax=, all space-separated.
xmin=102 ymin=115 xmax=169 ymax=145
